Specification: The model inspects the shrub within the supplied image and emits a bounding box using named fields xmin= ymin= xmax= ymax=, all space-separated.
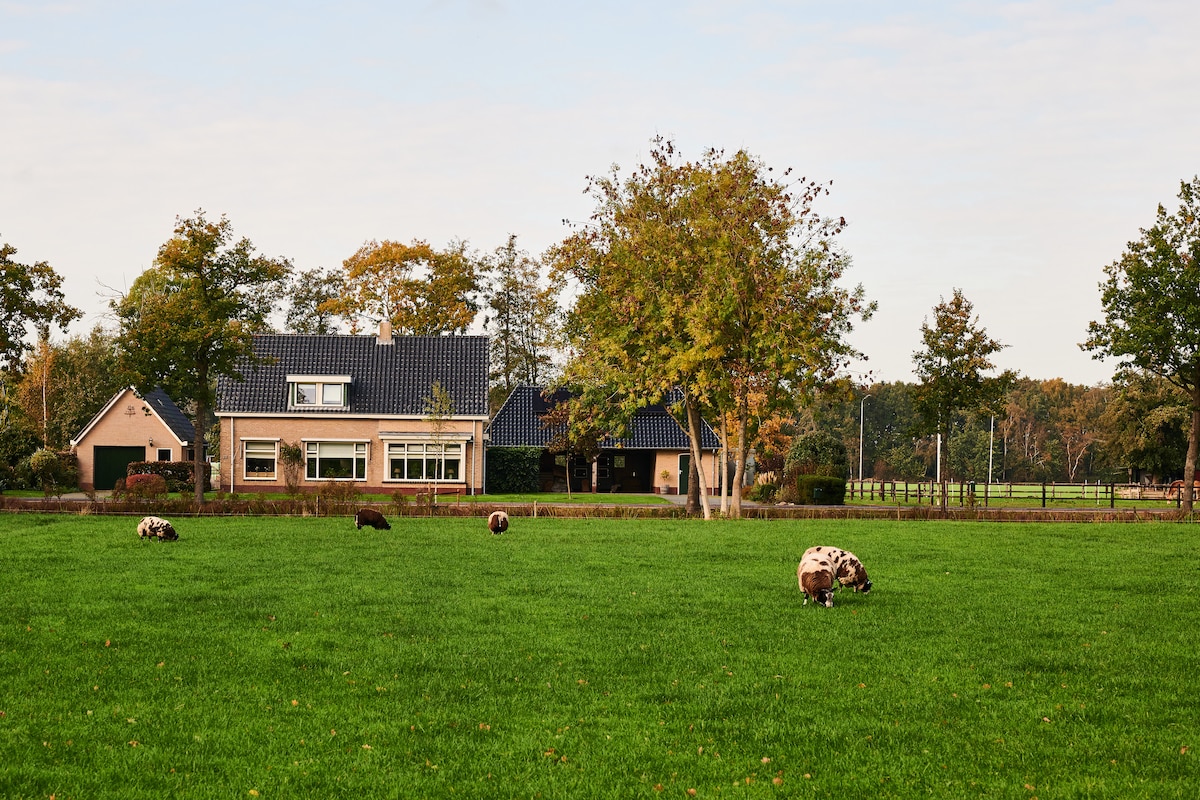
xmin=128 ymin=461 xmax=212 ymax=494
xmin=785 ymin=431 xmax=849 ymax=478
xmin=796 ymin=475 xmax=847 ymax=505
xmin=280 ymin=441 xmax=305 ymax=496
xmin=28 ymin=449 xmax=77 ymax=498
xmin=125 ymin=473 xmax=169 ymax=501
xmin=316 ymin=480 xmax=361 ymax=515
xmin=486 ymin=446 xmax=542 ymax=494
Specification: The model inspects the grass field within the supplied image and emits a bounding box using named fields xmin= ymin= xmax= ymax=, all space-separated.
xmin=1 ymin=513 xmax=1197 ymax=798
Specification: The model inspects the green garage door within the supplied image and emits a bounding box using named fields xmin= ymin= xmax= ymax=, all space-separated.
xmin=93 ymin=446 xmax=146 ymax=490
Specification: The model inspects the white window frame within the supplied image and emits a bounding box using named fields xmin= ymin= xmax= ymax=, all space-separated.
xmin=305 ymin=440 xmax=368 ymax=481
xmin=287 ymin=375 xmax=352 ymax=410
xmin=243 ymin=439 xmax=279 ymax=480
xmin=384 ymin=441 xmax=463 ymax=483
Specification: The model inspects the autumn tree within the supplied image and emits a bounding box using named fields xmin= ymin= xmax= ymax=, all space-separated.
xmin=552 ymin=139 xmax=872 ymax=518
xmin=1 ymin=237 xmax=82 ymax=373
xmin=324 ymin=239 xmax=480 ymax=335
xmin=913 ymin=289 xmax=1012 ymax=484
xmin=482 ymin=235 xmax=561 ymax=409
xmin=114 ymin=211 xmax=291 ymax=504
xmin=1084 ymin=177 xmax=1200 ymax=511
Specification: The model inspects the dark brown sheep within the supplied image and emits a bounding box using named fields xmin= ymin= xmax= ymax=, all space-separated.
xmin=354 ymin=508 xmax=391 ymax=530
xmin=487 ymin=510 xmax=509 ymax=535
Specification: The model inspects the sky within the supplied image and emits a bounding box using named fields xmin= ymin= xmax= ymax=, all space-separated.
xmin=3 ymin=0 xmax=1198 ymax=387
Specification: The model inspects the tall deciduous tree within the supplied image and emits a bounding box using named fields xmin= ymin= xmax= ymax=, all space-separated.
xmin=1084 ymin=176 xmax=1200 ymax=511
xmin=913 ymin=289 xmax=1012 ymax=483
xmin=483 ymin=235 xmax=561 ymax=409
xmin=552 ymin=138 xmax=872 ymax=518
xmin=284 ymin=267 xmax=345 ymax=334
xmin=114 ymin=212 xmax=291 ymax=504
xmin=323 ymin=239 xmax=480 ymax=335
xmin=1 ymin=238 xmax=82 ymax=373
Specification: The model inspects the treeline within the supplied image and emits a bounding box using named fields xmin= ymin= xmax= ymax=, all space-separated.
xmin=792 ymin=373 xmax=1189 ymax=486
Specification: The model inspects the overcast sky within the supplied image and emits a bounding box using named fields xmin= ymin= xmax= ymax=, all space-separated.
xmin=3 ymin=0 xmax=1197 ymax=386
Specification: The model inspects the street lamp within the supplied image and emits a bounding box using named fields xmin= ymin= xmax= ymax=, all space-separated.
xmin=859 ymin=394 xmax=871 ymax=482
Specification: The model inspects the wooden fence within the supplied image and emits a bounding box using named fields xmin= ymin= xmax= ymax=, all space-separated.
xmin=846 ymin=480 xmax=1200 ymax=509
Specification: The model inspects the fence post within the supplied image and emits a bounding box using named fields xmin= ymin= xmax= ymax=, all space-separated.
xmin=1041 ymin=482 xmax=1047 ymax=508
xmin=1110 ymin=483 xmax=1115 ymax=509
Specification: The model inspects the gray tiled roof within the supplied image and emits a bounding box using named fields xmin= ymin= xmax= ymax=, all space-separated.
xmin=487 ymin=385 xmax=719 ymax=449
xmin=217 ymin=334 xmax=490 ymax=417
xmin=144 ymin=387 xmax=196 ymax=444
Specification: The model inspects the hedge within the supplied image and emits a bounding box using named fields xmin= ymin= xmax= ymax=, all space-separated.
xmin=486 ymin=447 xmax=543 ymax=494
xmin=796 ymin=475 xmax=847 ymax=505
xmin=128 ymin=461 xmax=213 ymax=493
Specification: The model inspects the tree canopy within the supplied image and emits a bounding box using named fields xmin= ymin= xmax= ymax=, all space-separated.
xmin=113 ymin=211 xmax=291 ymax=503
xmin=1 ymin=238 xmax=81 ymax=373
xmin=552 ymin=138 xmax=873 ymax=517
xmin=1084 ymin=176 xmax=1200 ymax=510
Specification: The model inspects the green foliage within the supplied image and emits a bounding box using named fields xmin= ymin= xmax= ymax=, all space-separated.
xmin=5 ymin=516 xmax=1196 ymax=798
xmin=486 ymin=446 xmax=543 ymax=493
xmin=279 ymin=441 xmax=305 ymax=496
xmin=483 ymin=235 xmax=561 ymax=405
xmin=0 ymin=238 xmax=82 ymax=372
xmin=785 ymin=430 xmax=849 ymax=477
xmin=27 ymin=449 xmax=76 ymax=497
xmin=283 ymin=266 xmax=345 ymax=334
xmin=795 ymin=474 xmax=847 ymax=505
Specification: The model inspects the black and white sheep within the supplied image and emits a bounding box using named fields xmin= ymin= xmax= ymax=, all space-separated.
xmin=137 ymin=515 xmax=178 ymax=541
xmin=354 ymin=508 xmax=391 ymax=530
xmin=487 ymin=510 xmax=509 ymax=535
xmin=802 ymin=545 xmax=873 ymax=595
xmin=797 ymin=551 xmax=836 ymax=607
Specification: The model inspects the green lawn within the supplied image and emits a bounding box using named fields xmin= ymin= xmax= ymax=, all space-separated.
xmin=1 ymin=513 xmax=1196 ymax=798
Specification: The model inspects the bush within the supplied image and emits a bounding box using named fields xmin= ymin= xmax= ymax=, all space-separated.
xmin=128 ymin=461 xmax=212 ymax=494
xmin=316 ymin=480 xmax=361 ymax=515
xmin=785 ymin=431 xmax=849 ymax=478
xmin=745 ymin=482 xmax=778 ymax=504
xmin=125 ymin=473 xmax=169 ymax=501
xmin=796 ymin=475 xmax=846 ymax=505
xmin=28 ymin=449 xmax=78 ymax=498
xmin=486 ymin=447 xmax=543 ymax=494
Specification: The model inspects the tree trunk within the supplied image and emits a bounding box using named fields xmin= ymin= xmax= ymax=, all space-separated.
xmin=1183 ymin=385 xmax=1200 ymax=514
xmin=193 ymin=362 xmax=208 ymax=506
xmin=683 ymin=395 xmax=711 ymax=520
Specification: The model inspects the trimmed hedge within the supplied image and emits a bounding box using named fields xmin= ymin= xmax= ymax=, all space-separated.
xmin=797 ymin=475 xmax=847 ymax=505
xmin=486 ymin=447 xmax=543 ymax=494
xmin=128 ymin=461 xmax=213 ymax=493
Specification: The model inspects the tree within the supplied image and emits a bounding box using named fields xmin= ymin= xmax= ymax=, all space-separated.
xmin=1 ymin=238 xmax=82 ymax=373
xmin=284 ymin=267 xmax=345 ymax=334
xmin=912 ymin=289 xmax=1012 ymax=484
xmin=552 ymin=139 xmax=872 ymax=518
xmin=482 ymin=235 xmax=561 ymax=410
xmin=1084 ymin=177 xmax=1200 ymax=511
xmin=323 ymin=239 xmax=480 ymax=335
xmin=114 ymin=211 xmax=291 ymax=504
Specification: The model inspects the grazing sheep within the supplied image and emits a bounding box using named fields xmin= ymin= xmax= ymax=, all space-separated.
xmin=354 ymin=508 xmax=391 ymax=530
xmin=803 ymin=545 xmax=873 ymax=594
xmin=487 ymin=510 xmax=509 ymax=535
xmin=797 ymin=552 xmax=836 ymax=608
xmin=137 ymin=515 xmax=178 ymax=541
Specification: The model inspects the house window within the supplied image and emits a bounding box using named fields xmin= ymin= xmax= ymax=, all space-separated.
xmin=288 ymin=376 xmax=350 ymax=409
xmin=306 ymin=441 xmax=367 ymax=480
xmin=386 ymin=442 xmax=462 ymax=481
xmin=244 ymin=440 xmax=278 ymax=480
xmin=156 ymin=448 xmax=172 ymax=462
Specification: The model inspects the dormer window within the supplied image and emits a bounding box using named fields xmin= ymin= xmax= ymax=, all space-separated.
xmin=287 ymin=375 xmax=351 ymax=409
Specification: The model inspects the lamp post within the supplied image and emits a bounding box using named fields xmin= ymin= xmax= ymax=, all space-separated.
xmin=859 ymin=394 xmax=871 ymax=482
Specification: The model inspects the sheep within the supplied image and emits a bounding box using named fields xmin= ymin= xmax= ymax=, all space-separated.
xmin=487 ymin=510 xmax=509 ymax=535
xmin=802 ymin=545 xmax=873 ymax=594
xmin=797 ymin=552 xmax=836 ymax=608
xmin=354 ymin=508 xmax=391 ymax=530
xmin=137 ymin=515 xmax=178 ymax=541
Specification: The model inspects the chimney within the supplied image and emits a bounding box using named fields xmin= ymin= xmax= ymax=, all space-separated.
xmin=376 ymin=319 xmax=393 ymax=345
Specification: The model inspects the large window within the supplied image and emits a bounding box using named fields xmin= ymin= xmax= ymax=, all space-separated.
xmin=244 ymin=440 xmax=278 ymax=479
xmin=306 ymin=441 xmax=367 ymax=480
xmin=386 ymin=442 xmax=462 ymax=482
